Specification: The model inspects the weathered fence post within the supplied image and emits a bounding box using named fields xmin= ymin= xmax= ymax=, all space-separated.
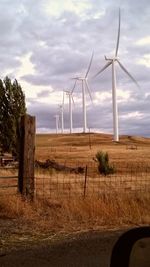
xmin=18 ymin=114 xmax=35 ymax=200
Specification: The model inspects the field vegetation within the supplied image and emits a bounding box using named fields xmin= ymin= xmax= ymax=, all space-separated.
xmin=0 ymin=193 xmax=149 ymax=234
xmin=35 ymin=133 xmax=150 ymax=167
xmin=0 ymin=133 xmax=150 ymax=243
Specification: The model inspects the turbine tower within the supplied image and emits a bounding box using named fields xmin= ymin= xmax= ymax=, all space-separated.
xmin=72 ymin=52 xmax=94 ymax=133
xmin=64 ymin=90 xmax=74 ymax=134
xmin=58 ymin=91 xmax=65 ymax=134
xmin=94 ymin=9 xmax=139 ymax=142
xmin=58 ymin=104 xmax=64 ymax=134
xmin=54 ymin=115 xmax=59 ymax=134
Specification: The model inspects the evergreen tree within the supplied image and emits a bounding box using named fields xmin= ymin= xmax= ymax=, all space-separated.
xmin=0 ymin=77 xmax=26 ymax=157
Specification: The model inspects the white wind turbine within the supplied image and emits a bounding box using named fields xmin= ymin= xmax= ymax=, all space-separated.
xmin=72 ymin=52 xmax=94 ymax=133
xmin=94 ymin=9 xmax=139 ymax=142
xmin=54 ymin=114 xmax=59 ymax=134
xmin=58 ymin=91 xmax=65 ymax=134
xmin=64 ymin=90 xmax=74 ymax=134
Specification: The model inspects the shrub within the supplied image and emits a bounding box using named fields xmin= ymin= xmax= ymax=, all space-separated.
xmin=95 ymin=151 xmax=115 ymax=175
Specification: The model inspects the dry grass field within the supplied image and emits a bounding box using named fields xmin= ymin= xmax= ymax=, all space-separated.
xmin=34 ymin=133 xmax=150 ymax=199
xmin=1 ymin=132 xmax=150 ymax=197
xmin=0 ymin=133 xmax=150 ymax=234
xmin=35 ymin=133 xmax=150 ymax=166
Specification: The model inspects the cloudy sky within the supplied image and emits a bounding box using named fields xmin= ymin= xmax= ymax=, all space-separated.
xmin=1 ymin=0 xmax=150 ymax=136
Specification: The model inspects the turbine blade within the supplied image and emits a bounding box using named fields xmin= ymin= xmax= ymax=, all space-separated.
xmin=85 ymin=51 xmax=94 ymax=78
xmin=117 ymin=60 xmax=140 ymax=88
xmin=115 ymin=8 xmax=121 ymax=57
xmin=93 ymin=61 xmax=112 ymax=78
xmin=71 ymin=79 xmax=77 ymax=94
xmin=85 ymin=80 xmax=93 ymax=103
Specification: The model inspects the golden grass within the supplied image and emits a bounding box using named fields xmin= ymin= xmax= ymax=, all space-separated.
xmin=0 ymin=133 xmax=150 ymax=235
xmin=35 ymin=133 xmax=150 ymax=169
xmin=34 ymin=133 xmax=150 ymax=231
xmin=0 ymin=194 xmax=35 ymax=220
xmin=34 ymin=169 xmax=150 ymax=199
xmin=0 ymin=193 xmax=149 ymax=233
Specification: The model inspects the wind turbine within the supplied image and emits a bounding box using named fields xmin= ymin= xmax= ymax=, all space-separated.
xmin=54 ymin=114 xmax=59 ymax=134
xmin=94 ymin=9 xmax=139 ymax=142
xmin=72 ymin=52 xmax=94 ymax=133
xmin=58 ymin=104 xmax=64 ymax=134
xmin=64 ymin=90 xmax=74 ymax=134
xmin=58 ymin=91 xmax=65 ymax=134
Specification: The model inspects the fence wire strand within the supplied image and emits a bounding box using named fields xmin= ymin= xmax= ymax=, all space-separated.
xmin=35 ymin=161 xmax=150 ymax=199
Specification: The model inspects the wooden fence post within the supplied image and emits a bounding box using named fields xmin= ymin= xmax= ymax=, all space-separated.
xmin=18 ymin=114 xmax=35 ymax=200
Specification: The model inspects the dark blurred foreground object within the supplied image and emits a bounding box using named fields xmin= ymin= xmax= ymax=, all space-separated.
xmin=110 ymin=226 xmax=150 ymax=267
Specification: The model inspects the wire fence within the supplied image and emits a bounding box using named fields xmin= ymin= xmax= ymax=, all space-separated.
xmin=0 ymin=167 xmax=18 ymax=195
xmin=0 ymin=161 xmax=150 ymax=199
xmin=35 ymin=161 xmax=150 ymax=199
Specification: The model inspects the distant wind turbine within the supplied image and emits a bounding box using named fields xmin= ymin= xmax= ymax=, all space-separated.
xmin=64 ymin=90 xmax=74 ymax=134
xmin=72 ymin=52 xmax=94 ymax=133
xmin=58 ymin=104 xmax=64 ymax=134
xmin=54 ymin=114 xmax=59 ymax=134
xmin=94 ymin=9 xmax=140 ymax=142
xmin=58 ymin=91 xmax=65 ymax=134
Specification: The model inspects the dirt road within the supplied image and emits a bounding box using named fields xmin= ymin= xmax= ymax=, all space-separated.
xmin=0 ymin=229 xmax=122 ymax=267
xmin=1 ymin=228 xmax=149 ymax=267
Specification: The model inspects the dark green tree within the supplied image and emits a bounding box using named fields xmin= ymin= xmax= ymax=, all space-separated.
xmin=0 ymin=76 xmax=26 ymax=158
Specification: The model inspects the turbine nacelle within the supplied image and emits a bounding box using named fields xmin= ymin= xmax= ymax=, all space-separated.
xmin=72 ymin=77 xmax=86 ymax=81
xmin=78 ymin=77 xmax=86 ymax=81
xmin=64 ymin=90 xmax=70 ymax=95
xmin=104 ymin=55 xmax=119 ymax=61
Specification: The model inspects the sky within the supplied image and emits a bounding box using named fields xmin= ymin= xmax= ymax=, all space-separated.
xmin=0 ymin=0 xmax=150 ymax=136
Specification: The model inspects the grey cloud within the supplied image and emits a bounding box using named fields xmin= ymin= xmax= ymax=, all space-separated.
xmin=37 ymin=90 xmax=52 ymax=98
xmin=0 ymin=0 xmax=149 ymax=136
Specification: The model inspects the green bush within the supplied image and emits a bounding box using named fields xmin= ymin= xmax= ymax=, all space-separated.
xmin=95 ymin=151 xmax=115 ymax=176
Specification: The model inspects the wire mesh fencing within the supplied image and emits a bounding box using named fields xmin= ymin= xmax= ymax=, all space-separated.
xmin=34 ymin=161 xmax=150 ymax=199
xmin=0 ymin=167 xmax=18 ymax=195
xmin=0 ymin=160 xmax=150 ymax=199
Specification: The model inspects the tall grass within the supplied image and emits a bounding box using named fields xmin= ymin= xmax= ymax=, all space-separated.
xmin=0 ymin=193 xmax=149 ymax=233
xmin=0 ymin=154 xmax=150 ymax=234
